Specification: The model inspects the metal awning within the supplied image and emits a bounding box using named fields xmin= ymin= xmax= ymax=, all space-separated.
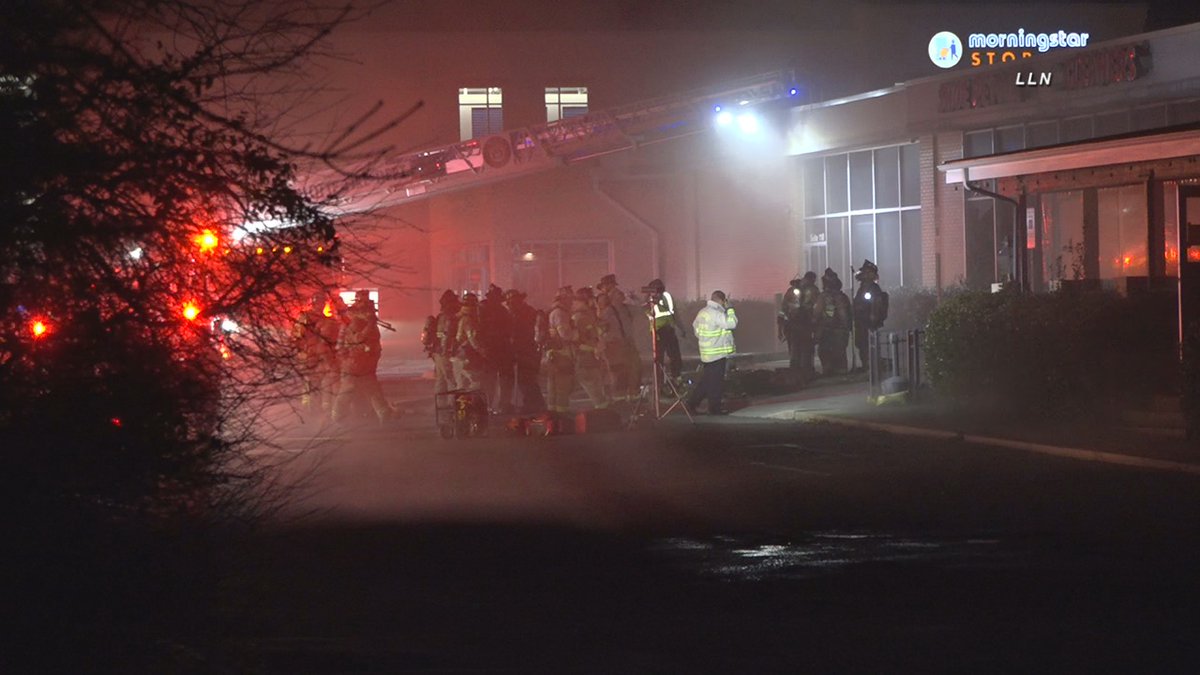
xmin=941 ymin=127 xmax=1200 ymax=184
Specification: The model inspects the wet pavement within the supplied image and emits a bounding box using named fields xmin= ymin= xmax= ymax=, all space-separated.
xmin=230 ymin=400 xmax=1200 ymax=672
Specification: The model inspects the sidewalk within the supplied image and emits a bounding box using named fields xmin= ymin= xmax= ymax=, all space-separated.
xmin=734 ymin=378 xmax=1200 ymax=475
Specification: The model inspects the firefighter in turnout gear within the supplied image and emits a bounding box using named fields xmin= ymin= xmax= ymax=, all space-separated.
xmin=504 ymin=288 xmax=546 ymax=414
xmin=332 ymin=291 xmax=391 ymax=424
xmin=571 ymin=287 xmax=610 ymax=409
xmin=778 ymin=272 xmax=819 ymax=382
xmin=293 ymin=291 xmax=340 ymax=417
xmin=542 ymin=286 xmax=576 ymax=414
xmin=428 ymin=290 xmax=460 ymax=394
xmin=598 ymin=273 xmax=642 ymax=402
xmin=814 ymin=268 xmax=852 ymax=375
xmin=452 ymin=292 xmax=486 ymax=392
xmin=596 ymin=287 xmax=632 ymax=404
xmin=852 ymin=259 xmax=888 ymax=371
xmin=479 ymin=284 xmax=515 ymax=414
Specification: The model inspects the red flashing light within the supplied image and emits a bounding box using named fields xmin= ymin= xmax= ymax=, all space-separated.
xmin=1188 ymin=246 xmax=1200 ymax=263
xmin=182 ymin=302 xmax=201 ymax=321
xmin=111 ymin=417 xmax=122 ymax=427
xmin=30 ymin=320 xmax=48 ymax=338
xmin=195 ymin=230 xmax=219 ymax=252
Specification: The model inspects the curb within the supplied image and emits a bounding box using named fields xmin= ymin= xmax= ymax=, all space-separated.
xmin=802 ymin=413 xmax=1200 ymax=476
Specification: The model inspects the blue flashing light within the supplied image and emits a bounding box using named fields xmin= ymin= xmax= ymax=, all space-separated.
xmin=789 ymin=87 xmax=799 ymax=96
xmin=713 ymin=104 xmax=722 ymax=113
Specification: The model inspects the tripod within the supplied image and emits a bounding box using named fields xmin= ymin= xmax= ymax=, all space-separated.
xmin=631 ymin=314 xmax=694 ymax=423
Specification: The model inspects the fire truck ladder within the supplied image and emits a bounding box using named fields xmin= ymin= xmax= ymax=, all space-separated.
xmin=328 ymin=70 xmax=796 ymax=211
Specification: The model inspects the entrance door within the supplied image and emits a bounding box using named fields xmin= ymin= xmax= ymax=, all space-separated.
xmin=1177 ymin=185 xmax=1200 ymax=349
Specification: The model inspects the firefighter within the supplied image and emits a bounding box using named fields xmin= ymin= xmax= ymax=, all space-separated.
xmin=778 ymin=272 xmax=819 ymax=382
xmin=814 ymin=269 xmax=852 ymax=375
xmin=852 ymin=259 xmax=889 ymax=371
xmin=543 ymin=286 xmax=576 ymax=415
xmin=504 ymin=288 xmax=546 ymax=414
xmin=479 ymin=284 xmax=515 ymax=414
xmin=331 ymin=290 xmax=391 ymax=424
xmin=598 ymin=273 xmax=642 ymax=401
xmin=293 ymin=291 xmax=340 ymax=417
xmin=571 ymin=286 xmax=610 ymax=409
xmin=646 ymin=278 xmax=684 ymax=392
xmin=686 ymin=290 xmax=737 ymax=415
xmin=428 ymin=290 xmax=460 ymax=394
xmin=451 ymin=292 xmax=486 ymax=393
xmin=596 ymin=289 xmax=632 ymax=404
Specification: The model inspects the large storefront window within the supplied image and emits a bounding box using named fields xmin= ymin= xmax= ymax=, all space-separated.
xmin=801 ymin=144 xmax=922 ymax=287
xmin=449 ymin=243 xmax=491 ymax=296
xmin=1040 ymin=191 xmax=1086 ymax=283
xmin=511 ymin=240 xmax=612 ymax=306
xmin=1097 ymin=185 xmax=1149 ymax=279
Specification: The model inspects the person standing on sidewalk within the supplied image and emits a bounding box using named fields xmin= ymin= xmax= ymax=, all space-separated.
xmin=646 ymin=278 xmax=684 ymax=392
xmin=686 ymin=290 xmax=737 ymax=415
xmin=852 ymin=260 xmax=888 ymax=371
xmin=815 ymin=269 xmax=852 ymax=375
xmin=778 ymin=272 xmax=819 ymax=383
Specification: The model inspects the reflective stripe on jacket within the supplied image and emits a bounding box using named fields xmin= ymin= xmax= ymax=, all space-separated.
xmin=652 ymin=291 xmax=675 ymax=330
xmin=693 ymin=300 xmax=737 ymax=363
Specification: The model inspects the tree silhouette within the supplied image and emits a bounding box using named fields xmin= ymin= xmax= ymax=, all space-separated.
xmin=1 ymin=1 xmax=410 ymax=668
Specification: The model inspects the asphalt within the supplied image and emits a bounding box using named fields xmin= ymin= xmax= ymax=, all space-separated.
xmin=728 ymin=373 xmax=1200 ymax=475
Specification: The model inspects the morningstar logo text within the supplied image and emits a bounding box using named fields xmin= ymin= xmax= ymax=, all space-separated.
xmin=931 ymin=29 xmax=1091 ymax=68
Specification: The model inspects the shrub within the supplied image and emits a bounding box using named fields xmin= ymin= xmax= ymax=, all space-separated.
xmin=884 ymin=286 xmax=942 ymax=331
xmin=924 ymin=288 xmax=1176 ymax=419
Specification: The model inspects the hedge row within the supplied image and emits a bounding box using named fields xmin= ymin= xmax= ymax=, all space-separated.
xmin=924 ymin=288 xmax=1178 ymax=419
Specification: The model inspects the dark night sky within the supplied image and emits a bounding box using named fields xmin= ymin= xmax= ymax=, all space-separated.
xmin=363 ymin=1 xmax=1200 ymax=33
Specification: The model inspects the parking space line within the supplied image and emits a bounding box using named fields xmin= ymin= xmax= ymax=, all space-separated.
xmin=749 ymin=461 xmax=832 ymax=477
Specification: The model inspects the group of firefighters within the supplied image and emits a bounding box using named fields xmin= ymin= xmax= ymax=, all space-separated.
xmin=777 ymin=259 xmax=888 ymax=382
xmin=291 ymin=260 xmax=888 ymax=424
xmin=292 ymin=289 xmax=393 ymax=425
xmin=422 ymin=274 xmax=649 ymax=416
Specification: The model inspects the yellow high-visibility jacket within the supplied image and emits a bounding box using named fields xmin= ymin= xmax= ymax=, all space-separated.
xmin=693 ymin=300 xmax=737 ymax=363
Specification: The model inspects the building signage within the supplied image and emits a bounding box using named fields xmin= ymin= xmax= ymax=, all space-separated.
xmin=1026 ymin=208 xmax=1036 ymax=250
xmin=930 ymin=29 xmax=1092 ymax=69
xmin=937 ymin=43 xmax=1149 ymax=113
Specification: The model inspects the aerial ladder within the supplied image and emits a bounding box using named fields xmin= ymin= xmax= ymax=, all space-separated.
xmin=322 ymin=70 xmax=800 ymax=212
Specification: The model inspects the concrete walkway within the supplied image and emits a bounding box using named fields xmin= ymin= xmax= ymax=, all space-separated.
xmin=735 ymin=381 xmax=1200 ymax=476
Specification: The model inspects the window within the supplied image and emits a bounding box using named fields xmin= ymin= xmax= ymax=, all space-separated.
xmin=849 ymin=151 xmax=873 ymax=211
xmin=1094 ymin=111 xmax=1129 ymax=138
xmin=1026 ymin=120 xmax=1058 ymax=149
xmin=963 ymin=129 xmax=993 ymax=159
xmin=1061 ymin=116 xmax=1093 ymax=143
xmin=802 ymin=143 xmax=921 ymax=286
xmin=995 ymin=125 xmax=1025 ymax=154
xmin=1165 ymin=182 xmax=1180 ymax=278
xmin=1132 ymin=105 xmax=1167 ymax=132
xmin=1097 ymin=185 xmax=1148 ymax=279
xmin=873 ymin=147 xmax=899 ymax=209
xmin=511 ymin=240 xmax=612 ymax=306
xmin=546 ymin=87 xmax=588 ymax=122
xmin=459 ymin=87 xmax=503 ymax=140
xmin=1040 ymin=191 xmax=1086 ymax=283
xmin=449 ymin=244 xmax=490 ymax=295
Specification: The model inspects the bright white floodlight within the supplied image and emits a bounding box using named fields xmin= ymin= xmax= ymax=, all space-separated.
xmin=736 ymin=112 xmax=760 ymax=134
xmin=715 ymin=110 xmax=733 ymax=126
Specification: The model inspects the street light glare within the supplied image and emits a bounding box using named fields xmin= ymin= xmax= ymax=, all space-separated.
xmin=736 ymin=112 xmax=759 ymax=134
